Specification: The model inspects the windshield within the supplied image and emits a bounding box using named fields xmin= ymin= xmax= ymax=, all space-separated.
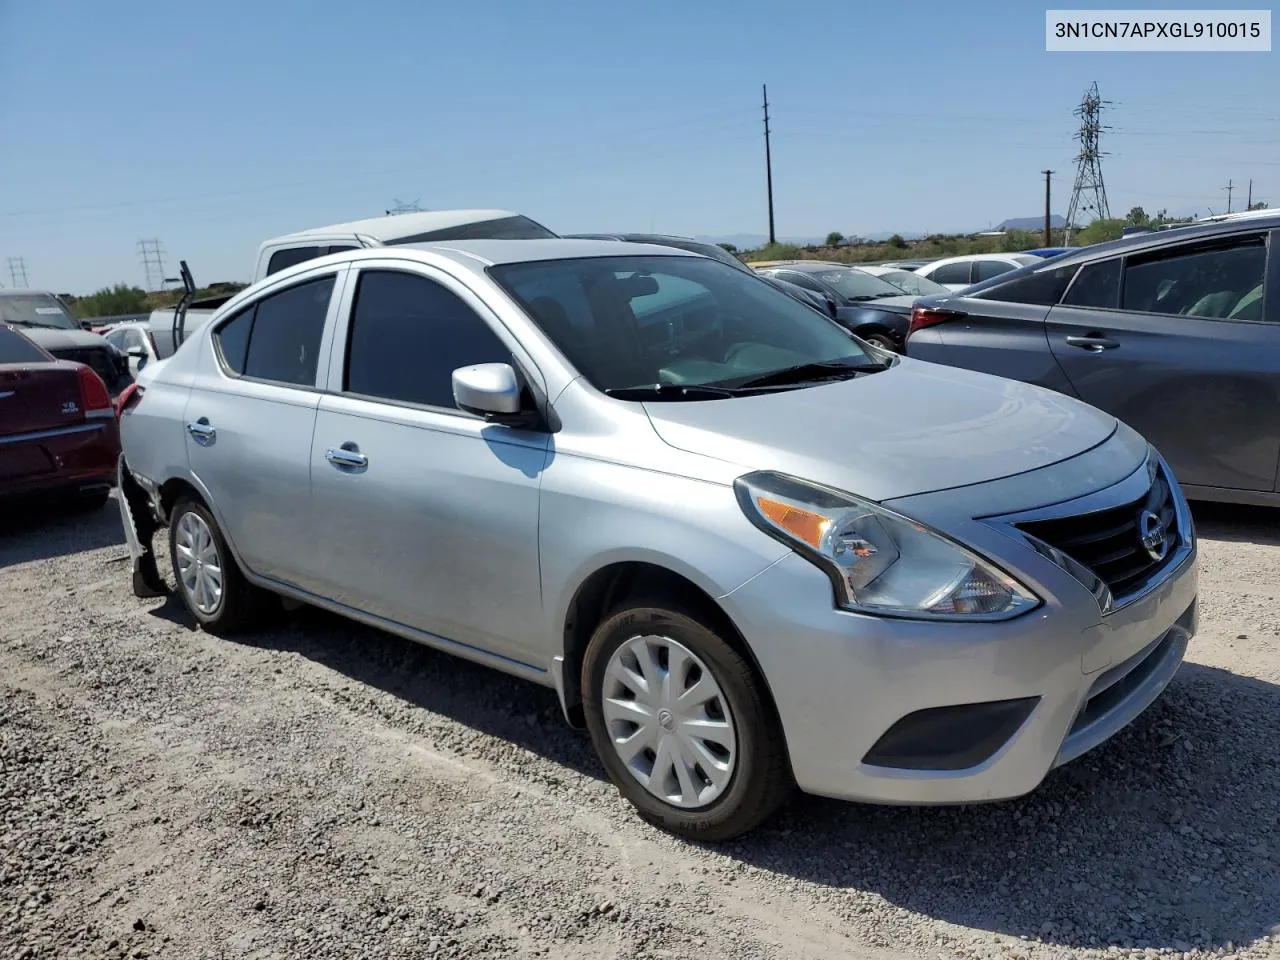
xmin=489 ymin=255 xmax=878 ymax=396
xmin=0 ymin=293 xmax=79 ymax=331
xmin=807 ymin=268 xmax=906 ymax=302
xmin=874 ymin=270 xmax=949 ymax=297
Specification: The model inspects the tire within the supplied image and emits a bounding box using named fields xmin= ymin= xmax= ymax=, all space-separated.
xmin=167 ymin=496 xmax=263 ymax=635
xmin=860 ymin=331 xmax=897 ymax=352
xmin=582 ymin=601 xmax=793 ymax=842
xmin=72 ymin=488 xmax=111 ymax=512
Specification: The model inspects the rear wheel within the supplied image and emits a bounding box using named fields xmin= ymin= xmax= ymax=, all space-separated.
xmin=168 ymin=497 xmax=264 ymax=634
xmin=582 ymin=601 xmax=792 ymax=842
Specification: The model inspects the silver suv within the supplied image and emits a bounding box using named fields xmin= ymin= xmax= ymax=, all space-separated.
xmin=117 ymin=239 xmax=1198 ymax=841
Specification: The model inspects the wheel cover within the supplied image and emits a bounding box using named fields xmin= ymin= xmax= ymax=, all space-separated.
xmin=602 ymin=633 xmax=737 ymax=809
xmin=174 ymin=511 xmax=223 ymax=616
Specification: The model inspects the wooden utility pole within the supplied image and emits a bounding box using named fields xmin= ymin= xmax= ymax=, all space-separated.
xmin=1042 ymin=170 xmax=1054 ymax=246
xmin=1247 ymin=179 xmax=1253 ymax=209
xmin=763 ymin=84 xmax=776 ymax=245
xmin=1224 ymin=179 xmax=1234 ymax=214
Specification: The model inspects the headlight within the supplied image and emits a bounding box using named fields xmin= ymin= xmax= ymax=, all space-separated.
xmin=734 ymin=471 xmax=1039 ymax=621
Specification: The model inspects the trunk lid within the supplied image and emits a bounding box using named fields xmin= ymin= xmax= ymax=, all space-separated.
xmin=0 ymin=362 xmax=84 ymax=438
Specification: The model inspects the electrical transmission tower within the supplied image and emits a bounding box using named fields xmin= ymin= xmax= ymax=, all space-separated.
xmin=1063 ymin=82 xmax=1112 ymax=245
xmin=7 ymin=257 xmax=29 ymax=288
xmin=385 ymin=198 xmax=423 ymax=216
xmin=137 ymin=239 xmax=167 ymax=291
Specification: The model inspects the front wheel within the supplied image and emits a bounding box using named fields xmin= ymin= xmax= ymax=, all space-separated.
xmin=859 ymin=331 xmax=898 ymax=352
xmin=582 ymin=602 xmax=793 ymax=841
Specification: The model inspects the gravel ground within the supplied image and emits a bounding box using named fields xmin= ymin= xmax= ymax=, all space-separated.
xmin=1 ymin=494 xmax=1277 ymax=960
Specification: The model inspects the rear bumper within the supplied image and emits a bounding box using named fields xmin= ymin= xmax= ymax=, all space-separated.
xmin=0 ymin=418 xmax=120 ymax=500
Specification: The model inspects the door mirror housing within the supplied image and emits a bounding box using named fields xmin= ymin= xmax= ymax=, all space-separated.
xmin=128 ymin=347 xmax=149 ymax=359
xmin=452 ymin=362 xmax=525 ymax=421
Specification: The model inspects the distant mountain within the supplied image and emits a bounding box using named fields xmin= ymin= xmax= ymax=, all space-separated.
xmin=694 ymin=231 xmax=928 ymax=249
xmin=995 ymin=215 xmax=1067 ymax=232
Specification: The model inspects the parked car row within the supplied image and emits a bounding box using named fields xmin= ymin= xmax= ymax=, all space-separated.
xmin=114 ymin=231 xmax=1200 ymax=843
xmin=906 ymin=209 xmax=1280 ymax=507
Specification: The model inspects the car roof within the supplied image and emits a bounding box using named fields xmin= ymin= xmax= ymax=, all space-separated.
xmin=1044 ymin=211 xmax=1280 ymax=267
xmin=353 ymin=237 xmax=704 ymax=268
xmin=272 ymin=209 xmax=526 ymax=242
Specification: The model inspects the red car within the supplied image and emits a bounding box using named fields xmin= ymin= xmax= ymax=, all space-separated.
xmin=0 ymin=322 xmax=120 ymax=510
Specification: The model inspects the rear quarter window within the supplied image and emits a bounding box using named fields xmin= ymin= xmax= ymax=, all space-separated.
xmin=0 ymin=325 xmax=50 ymax=364
xmin=971 ymin=262 xmax=1080 ymax=305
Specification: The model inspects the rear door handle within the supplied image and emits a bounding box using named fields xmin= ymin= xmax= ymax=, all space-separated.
xmin=325 ymin=445 xmax=368 ymax=470
xmin=186 ymin=417 xmax=216 ymax=446
xmin=1065 ymin=335 xmax=1119 ymax=352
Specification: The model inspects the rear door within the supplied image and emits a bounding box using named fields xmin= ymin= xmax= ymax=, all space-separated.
xmin=1045 ymin=229 xmax=1280 ymax=494
xmin=183 ymin=267 xmax=346 ymax=586
xmin=907 ymin=260 xmax=1082 ymax=394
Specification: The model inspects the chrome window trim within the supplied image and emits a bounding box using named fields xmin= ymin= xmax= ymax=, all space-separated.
xmin=981 ymin=450 xmax=1194 ymax=616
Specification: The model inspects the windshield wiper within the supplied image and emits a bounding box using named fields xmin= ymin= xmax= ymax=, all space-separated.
xmin=726 ymin=360 xmax=888 ymax=390
xmin=604 ymin=383 xmax=744 ymax=401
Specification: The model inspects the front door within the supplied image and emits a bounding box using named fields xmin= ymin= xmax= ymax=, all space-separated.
xmin=183 ymin=269 xmax=343 ymax=585
xmin=1045 ymin=230 xmax=1280 ymax=494
xmin=308 ymin=265 xmax=550 ymax=667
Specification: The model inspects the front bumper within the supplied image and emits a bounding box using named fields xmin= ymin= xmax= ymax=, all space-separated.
xmin=719 ymin=451 xmax=1198 ymax=806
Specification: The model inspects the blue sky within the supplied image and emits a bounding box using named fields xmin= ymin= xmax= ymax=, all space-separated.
xmin=1 ymin=0 xmax=1276 ymax=293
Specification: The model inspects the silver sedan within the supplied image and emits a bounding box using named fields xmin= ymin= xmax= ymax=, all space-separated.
xmin=116 ymin=239 xmax=1198 ymax=841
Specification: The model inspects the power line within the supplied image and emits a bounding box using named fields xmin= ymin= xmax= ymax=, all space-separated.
xmin=7 ymin=257 xmax=28 ymax=287
xmin=1064 ymin=81 xmax=1112 ymax=245
xmin=137 ymin=239 xmax=167 ymax=292
xmin=762 ymin=84 xmax=775 ymax=246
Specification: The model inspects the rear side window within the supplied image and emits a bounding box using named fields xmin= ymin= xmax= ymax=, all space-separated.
xmin=0 ymin=325 xmax=49 ymax=363
xmin=929 ymin=262 xmax=973 ymax=285
xmin=972 ymin=263 xmax=1080 ymax=305
xmin=1121 ymin=235 xmax=1267 ymax=320
xmin=386 ymin=215 xmax=558 ymax=244
xmin=215 ymin=276 xmax=334 ymax=385
xmin=344 ymin=270 xmax=512 ymax=409
xmin=266 ymin=246 xmax=323 ymax=276
xmin=1062 ymin=259 xmax=1122 ymax=309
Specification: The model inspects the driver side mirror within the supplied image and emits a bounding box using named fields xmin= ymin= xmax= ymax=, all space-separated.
xmin=127 ymin=347 xmax=148 ymax=360
xmin=452 ymin=362 xmax=532 ymax=426
xmin=825 ymin=294 xmax=839 ymax=318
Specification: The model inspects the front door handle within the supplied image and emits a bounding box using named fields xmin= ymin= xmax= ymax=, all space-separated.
xmin=1065 ymin=335 xmax=1119 ymax=352
xmin=325 ymin=444 xmax=368 ymax=470
xmin=186 ymin=417 xmax=216 ymax=446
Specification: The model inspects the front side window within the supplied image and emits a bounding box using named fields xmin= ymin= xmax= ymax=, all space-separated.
xmin=929 ymin=262 xmax=973 ymax=285
xmin=974 ymin=259 xmax=1018 ymax=282
xmin=490 ymin=255 xmax=877 ymax=395
xmin=1122 ymin=235 xmax=1266 ymax=320
xmin=344 ymin=270 xmax=512 ymax=409
xmin=213 ymin=276 xmax=334 ymax=385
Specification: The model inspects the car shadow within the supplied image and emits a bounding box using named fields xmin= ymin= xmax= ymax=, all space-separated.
xmin=1191 ymin=501 xmax=1280 ymax=546
xmin=156 ymin=600 xmax=607 ymax=785
xmin=0 ymin=495 xmax=125 ymax=569
xmin=159 ymin=590 xmax=1279 ymax=953
xmin=718 ymin=662 xmax=1279 ymax=953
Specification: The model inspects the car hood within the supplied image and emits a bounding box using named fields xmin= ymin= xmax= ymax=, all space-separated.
xmin=20 ymin=327 xmax=111 ymax=351
xmin=643 ymin=358 xmax=1119 ymax=502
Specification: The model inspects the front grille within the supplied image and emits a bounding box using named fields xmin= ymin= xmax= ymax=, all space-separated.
xmin=51 ymin=346 xmax=128 ymax=393
xmin=1017 ymin=466 xmax=1179 ymax=600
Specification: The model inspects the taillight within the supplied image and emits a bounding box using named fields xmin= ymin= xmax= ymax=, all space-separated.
xmin=116 ymin=382 xmax=145 ymax=417
xmin=907 ymin=306 xmax=963 ymax=339
xmin=76 ymin=365 xmax=113 ymax=417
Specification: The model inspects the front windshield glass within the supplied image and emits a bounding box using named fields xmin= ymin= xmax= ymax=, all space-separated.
xmin=808 ymin=268 xmax=906 ymax=302
xmin=876 ymin=269 xmax=950 ymax=297
xmin=489 ymin=255 xmax=877 ymax=395
xmin=0 ymin=293 xmax=79 ymax=330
